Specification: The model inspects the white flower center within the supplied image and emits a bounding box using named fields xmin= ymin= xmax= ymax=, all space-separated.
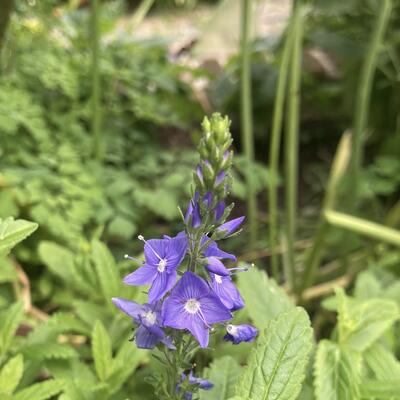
xmin=214 ymin=274 xmax=222 ymax=284
xmin=226 ymin=324 xmax=238 ymax=336
xmin=142 ymin=311 xmax=157 ymax=326
xmin=184 ymin=298 xmax=201 ymax=314
xmin=157 ymin=259 xmax=167 ymax=272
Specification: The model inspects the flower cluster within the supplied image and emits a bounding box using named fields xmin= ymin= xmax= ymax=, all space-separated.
xmin=112 ymin=114 xmax=257 ymax=399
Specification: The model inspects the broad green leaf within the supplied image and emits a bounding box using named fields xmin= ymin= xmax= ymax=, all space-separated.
xmin=91 ymin=240 xmax=120 ymax=302
xmin=364 ymin=343 xmax=400 ymax=380
xmin=314 ymin=340 xmax=361 ymax=400
xmin=92 ymin=320 xmax=113 ymax=382
xmin=0 ymin=257 xmax=18 ymax=283
xmin=38 ymin=241 xmax=75 ymax=285
xmin=0 ymin=217 xmax=38 ymax=256
xmin=237 ymin=268 xmax=293 ymax=329
xmin=13 ymin=379 xmax=65 ymax=400
xmin=235 ymin=307 xmax=313 ymax=400
xmin=0 ymin=301 xmax=24 ymax=355
xmin=200 ymin=356 xmax=241 ymax=400
xmin=0 ymin=354 xmax=24 ymax=395
xmin=337 ymin=289 xmax=399 ymax=351
xmin=360 ymin=380 xmax=400 ymax=399
xmin=353 ymin=271 xmax=382 ymax=300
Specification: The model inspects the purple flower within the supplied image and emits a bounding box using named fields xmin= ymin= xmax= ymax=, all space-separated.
xmin=203 ymin=237 xmax=236 ymax=261
xmin=177 ymin=372 xmax=213 ymax=400
xmin=163 ymin=272 xmax=232 ymax=348
xmin=203 ymin=191 xmax=212 ymax=208
xmin=214 ymin=200 xmax=225 ymax=220
xmin=185 ymin=194 xmax=201 ymax=228
xmin=204 ymin=256 xmax=229 ymax=276
xmin=215 ymin=216 xmax=245 ymax=238
xmin=224 ymin=324 xmax=258 ymax=344
xmin=123 ymin=234 xmax=187 ymax=303
xmin=196 ymin=165 xmax=203 ymax=184
xmin=112 ymin=298 xmax=174 ymax=349
xmin=215 ymin=171 xmax=226 ymax=186
xmin=210 ymin=273 xmax=244 ymax=311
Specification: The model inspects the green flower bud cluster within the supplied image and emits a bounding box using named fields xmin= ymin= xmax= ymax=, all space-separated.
xmin=194 ymin=113 xmax=234 ymax=205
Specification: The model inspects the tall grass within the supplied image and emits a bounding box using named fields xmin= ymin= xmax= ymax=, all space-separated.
xmin=240 ymin=0 xmax=257 ymax=248
xmin=351 ymin=0 xmax=392 ymax=184
xmin=284 ymin=1 xmax=303 ymax=293
xmin=91 ymin=0 xmax=102 ymax=161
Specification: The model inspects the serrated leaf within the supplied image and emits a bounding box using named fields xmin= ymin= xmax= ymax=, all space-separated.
xmin=13 ymin=379 xmax=65 ymax=400
xmin=360 ymin=379 xmax=400 ymax=399
xmin=237 ymin=268 xmax=294 ymax=329
xmin=235 ymin=307 xmax=313 ymax=400
xmin=0 ymin=354 xmax=24 ymax=395
xmin=0 ymin=217 xmax=38 ymax=256
xmin=337 ymin=289 xmax=399 ymax=351
xmin=91 ymin=240 xmax=120 ymax=302
xmin=364 ymin=343 xmax=400 ymax=380
xmin=92 ymin=320 xmax=113 ymax=382
xmin=22 ymin=343 xmax=78 ymax=360
xmin=314 ymin=340 xmax=361 ymax=400
xmin=200 ymin=356 xmax=241 ymax=400
xmin=0 ymin=301 xmax=24 ymax=355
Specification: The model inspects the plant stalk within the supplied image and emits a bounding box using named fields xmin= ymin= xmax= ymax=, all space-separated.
xmin=268 ymin=16 xmax=295 ymax=282
xmin=351 ymin=0 xmax=392 ymax=184
xmin=240 ymin=0 xmax=257 ymax=247
xmin=284 ymin=1 xmax=303 ymax=293
xmin=91 ymin=0 xmax=102 ymax=160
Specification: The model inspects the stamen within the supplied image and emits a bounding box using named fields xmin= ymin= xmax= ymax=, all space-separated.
xmin=138 ymin=234 xmax=163 ymax=261
xmin=184 ymin=299 xmax=201 ymax=314
xmin=124 ymin=254 xmax=144 ymax=263
xmin=157 ymin=259 xmax=167 ymax=272
xmin=214 ymin=274 xmax=223 ymax=284
xmin=226 ymin=324 xmax=238 ymax=336
xmin=228 ymin=266 xmax=249 ymax=275
xmin=197 ymin=308 xmax=212 ymax=329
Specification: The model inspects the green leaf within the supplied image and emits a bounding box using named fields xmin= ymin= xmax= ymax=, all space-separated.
xmin=38 ymin=241 xmax=75 ymax=285
xmin=235 ymin=307 xmax=313 ymax=400
xmin=108 ymin=336 xmax=149 ymax=394
xmin=0 ymin=301 xmax=24 ymax=355
xmin=13 ymin=379 xmax=65 ymax=400
xmin=92 ymin=320 xmax=113 ymax=382
xmin=237 ymin=268 xmax=294 ymax=329
xmin=0 ymin=354 xmax=24 ymax=395
xmin=200 ymin=356 xmax=241 ymax=400
xmin=314 ymin=340 xmax=361 ymax=400
xmin=364 ymin=343 xmax=400 ymax=380
xmin=91 ymin=240 xmax=120 ymax=302
xmin=0 ymin=217 xmax=38 ymax=256
xmin=360 ymin=380 xmax=400 ymax=399
xmin=22 ymin=343 xmax=78 ymax=360
xmin=337 ymin=289 xmax=399 ymax=351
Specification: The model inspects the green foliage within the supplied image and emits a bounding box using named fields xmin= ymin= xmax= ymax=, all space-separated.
xmin=0 ymin=354 xmax=24 ymax=396
xmin=200 ymin=356 xmax=241 ymax=400
xmin=0 ymin=301 xmax=24 ymax=355
xmin=92 ymin=320 xmax=113 ymax=382
xmin=235 ymin=307 xmax=313 ymax=400
xmin=0 ymin=217 xmax=38 ymax=256
xmin=237 ymin=268 xmax=293 ymax=329
xmin=314 ymin=341 xmax=361 ymax=400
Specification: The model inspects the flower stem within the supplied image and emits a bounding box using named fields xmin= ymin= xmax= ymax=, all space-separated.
xmin=284 ymin=1 xmax=303 ymax=294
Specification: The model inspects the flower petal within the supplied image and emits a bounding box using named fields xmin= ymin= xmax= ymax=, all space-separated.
xmin=205 ymin=257 xmax=230 ymax=276
xmin=203 ymin=239 xmax=236 ymax=261
xmin=211 ymin=274 xmax=244 ymax=311
xmin=111 ymin=297 xmax=143 ymax=319
xmin=200 ymin=293 xmax=232 ymax=324
xmin=216 ymin=216 xmax=245 ymax=237
xmin=135 ymin=325 xmax=160 ymax=349
xmin=148 ymin=270 xmax=177 ymax=303
xmin=187 ymin=315 xmax=210 ymax=348
xmin=123 ymin=265 xmax=157 ymax=286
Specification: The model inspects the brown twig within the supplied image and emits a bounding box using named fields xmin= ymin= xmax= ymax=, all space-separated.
xmin=11 ymin=258 xmax=49 ymax=322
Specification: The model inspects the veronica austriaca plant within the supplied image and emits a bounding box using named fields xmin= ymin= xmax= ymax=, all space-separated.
xmin=112 ymin=113 xmax=257 ymax=399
